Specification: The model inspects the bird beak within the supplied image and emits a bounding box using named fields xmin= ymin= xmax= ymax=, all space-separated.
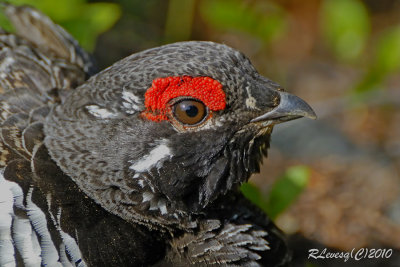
xmin=251 ymin=91 xmax=317 ymax=123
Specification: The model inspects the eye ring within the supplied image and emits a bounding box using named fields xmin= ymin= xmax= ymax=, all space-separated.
xmin=170 ymin=98 xmax=209 ymax=127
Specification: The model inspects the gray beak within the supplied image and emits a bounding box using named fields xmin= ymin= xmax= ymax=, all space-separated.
xmin=251 ymin=91 xmax=317 ymax=123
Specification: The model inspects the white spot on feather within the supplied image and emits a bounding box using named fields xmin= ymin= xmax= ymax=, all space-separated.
xmin=149 ymin=199 xmax=158 ymax=211
xmin=26 ymin=188 xmax=62 ymax=267
xmin=51 ymin=208 xmax=86 ymax=267
xmin=8 ymin=181 xmax=41 ymax=266
xmin=122 ymin=91 xmax=141 ymax=114
xmin=59 ymin=243 xmax=74 ymax=266
xmin=0 ymin=175 xmax=16 ymax=266
xmin=245 ymin=86 xmax=260 ymax=110
xmin=30 ymin=9 xmax=44 ymax=20
xmin=147 ymin=196 xmax=168 ymax=215
xmin=157 ymin=199 xmax=168 ymax=215
xmin=138 ymin=180 xmax=145 ymax=188
xmin=12 ymin=215 xmax=42 ymax=266
xmin=59 ymin=230 xmax=86 ymax=267
xmin=0 ymin=102 xmax=11 ymax=121
xmin=129 ymin=140 xmax=172 ymax=173
xmin=142 ymin=192 xmax=154 ymax=203
xmin=0 ymin=56 xmax=15 ymax=73
xmin=86 ymin=105 xmax=118 ymax=119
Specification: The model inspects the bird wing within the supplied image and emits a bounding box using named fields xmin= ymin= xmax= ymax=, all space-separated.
xmin=166 ymin=220 xmax=270 ymax=267
xmin=0 ymin=4 xmax=91 ymax=266
xmin=163 ymin=193 xmax=291 ymax=267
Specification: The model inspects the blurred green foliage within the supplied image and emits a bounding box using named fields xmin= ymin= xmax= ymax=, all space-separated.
xmin=199 ymin=0 xmax=400 ymax=102
xmin=320 ymin=0 xmax=370 ymax=62
xmin=374 ymin=26 xmax=400 ymax=75
xmin=165 ymin=0 xmax=195 ymax=42
xmin=0 ymin=8 xmax=12 ymax=32
xmin=356 ymin=26 xmax=400 ymax=93
xmin=319 ymin=0 xmax=400 ymax=98
xmin=0 ymin=0 xmax=121 ymax=51
xmin=200 ymin=0 xmax=287 ymax=43
xmin=241 ymin=165 xmax=310 ymax=220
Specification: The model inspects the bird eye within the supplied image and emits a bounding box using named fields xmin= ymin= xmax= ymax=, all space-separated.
xmin=173 ymin=99 xmax=207 ymax=126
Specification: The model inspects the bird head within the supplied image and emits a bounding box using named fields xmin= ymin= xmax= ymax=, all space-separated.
xmin=44 ymin=41 xmax=315 ymax=229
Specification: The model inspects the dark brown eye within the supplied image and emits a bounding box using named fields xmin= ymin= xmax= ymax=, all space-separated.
xmin=173 ymin=99 xmax=207 ymax=126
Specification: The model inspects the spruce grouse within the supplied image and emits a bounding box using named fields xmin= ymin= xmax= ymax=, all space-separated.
xmin=0 ymin=4 xmax=316 ymax=267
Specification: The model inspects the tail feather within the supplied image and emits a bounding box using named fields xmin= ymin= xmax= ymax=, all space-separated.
xmin=3 ymin=4 xmax=96 ymax=75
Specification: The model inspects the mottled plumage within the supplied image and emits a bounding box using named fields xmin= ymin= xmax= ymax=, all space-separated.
xmin=0 ymin=4 xmax=315 ymax=266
